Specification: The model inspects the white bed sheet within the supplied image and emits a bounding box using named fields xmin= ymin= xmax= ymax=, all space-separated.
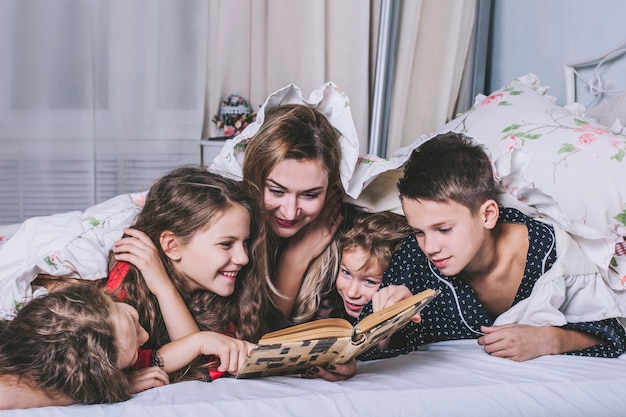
xmin=4 ymin=340 xmax=626 ymax=417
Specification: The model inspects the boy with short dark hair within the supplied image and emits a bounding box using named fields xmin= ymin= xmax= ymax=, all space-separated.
xmin=360 ymin=132 xmax=626 ymax=361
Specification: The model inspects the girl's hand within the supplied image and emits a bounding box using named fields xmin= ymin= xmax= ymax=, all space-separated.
xmin=112 ymin=228 xmax=173 ymax=297
xmin=127 ymin=366 xmax=170 ymax=393
xmin=114 ymin=228 xmax=199 ymax=341
xmin=197 ymin=332 xmax=256 ymax=375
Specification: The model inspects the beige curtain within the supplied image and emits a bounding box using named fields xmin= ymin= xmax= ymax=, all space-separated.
xmin=204 ymin=0 xmax=372 ymax=154
xmin=386 ymin=0 xmax=476 ymax=155
xmin=203 ymin=0 xmax=475 ymax=157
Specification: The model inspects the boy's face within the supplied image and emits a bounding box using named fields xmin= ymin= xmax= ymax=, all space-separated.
xmin=401 ymin=198 xmax=488 ymax=277
xmin=336 ymin=248 xmax=384 ymax=319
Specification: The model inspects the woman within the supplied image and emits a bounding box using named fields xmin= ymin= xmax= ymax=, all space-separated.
xmin=243 ymin=104 xmax=344 ymax=325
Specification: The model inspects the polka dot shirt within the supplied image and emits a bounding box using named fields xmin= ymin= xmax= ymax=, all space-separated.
xmin=359 ymin=207 xmax=626 ymax=360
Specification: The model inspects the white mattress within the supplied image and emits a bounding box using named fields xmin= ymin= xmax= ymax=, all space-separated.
xmin=5 ymin=339 xmax=626 ymax=417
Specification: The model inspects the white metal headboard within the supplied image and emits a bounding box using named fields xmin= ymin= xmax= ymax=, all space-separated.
xmin=564 ymin=40 xmax=626 ymax=105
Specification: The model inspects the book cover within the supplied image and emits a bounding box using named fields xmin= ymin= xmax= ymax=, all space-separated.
xmin=236 ymin=288 xmax=440 ymax=379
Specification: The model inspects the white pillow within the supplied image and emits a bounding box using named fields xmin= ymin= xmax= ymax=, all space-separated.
xmin=586 ymin=90 xmax=626 ymax=129
xmin=432 ymin=73 xmax=626 ymax=270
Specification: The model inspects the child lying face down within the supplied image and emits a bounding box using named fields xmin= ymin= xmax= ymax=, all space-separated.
xmin=0 ymin=285 xmax=150 ymax=409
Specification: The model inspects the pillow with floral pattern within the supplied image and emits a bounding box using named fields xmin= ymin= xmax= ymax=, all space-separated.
xmin=432 ymin=73 xmax=626 ymax=278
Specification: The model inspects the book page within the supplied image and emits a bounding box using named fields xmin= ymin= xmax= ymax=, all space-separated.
xmin=357 ymin=289 xmax=439 ymax=334
xmin=236 ymin=288 xmax=440 ymax=379
xmin=237 ymin=336 xmax=357 ymax=379
xmin=259 ymin=318 xmax=354 ymax=344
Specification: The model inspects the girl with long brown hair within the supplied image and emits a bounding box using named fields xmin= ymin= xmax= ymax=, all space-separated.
xmin=105 ymin=165 xmax=272 ymax=382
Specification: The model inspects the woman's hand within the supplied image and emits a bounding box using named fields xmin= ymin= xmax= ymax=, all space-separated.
xmin=283 ymin=189 xmax=344 ymax=264
xmin=127 ymin=366 xmax=169 ymax=393
xmin=274 ymin=190 xmax=344 ymax=317
xmin=301 ymin=358 xmax=357 ymax=381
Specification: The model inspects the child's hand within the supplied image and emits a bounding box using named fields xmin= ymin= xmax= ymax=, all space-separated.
xmin=127 ymin=366 xmax=169 ymax=393
xmin=301 ymin=359 xmax=357 ymax=381
xmin=372 ymin=285 xmax=421 ymax=323
xmin=113 ymin=228 xmax=172 ymax=297
xmin=373 ymin=285 xmax=422 ymax=325
xmin=197 ymin=332 xmax=256 ymax=375
xmin=478 ymin=324 xmax=604 ymax=361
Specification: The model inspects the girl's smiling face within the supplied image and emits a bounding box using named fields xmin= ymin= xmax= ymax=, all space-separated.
xmin=172 ymin=204 xmax=251 ymax=296
xmin=263 ymin=158 xmax=328 ymax=238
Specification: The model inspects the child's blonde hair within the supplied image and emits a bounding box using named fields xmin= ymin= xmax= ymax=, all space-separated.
xmin=339 ymin=210 xmax=411 ymax=273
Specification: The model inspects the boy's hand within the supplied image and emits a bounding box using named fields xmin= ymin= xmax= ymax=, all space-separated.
xmin=127 ymin=366 xmax=169 ymax=393
xmin=478 ymin=324 xmax=559 ymax=361
xmin=372 ymin=285 xmax=421 ymax=323
xmin=478 ymin=324 xmax=604 ymax=361
xmin=301 ymin=358 xmax=357 ymax=381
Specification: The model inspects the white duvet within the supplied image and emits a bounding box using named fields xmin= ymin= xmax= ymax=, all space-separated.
xmin=0 ymin=193 xmax=145 ymax=318
xmin=3 ymin=340 xmax=626 ymax=417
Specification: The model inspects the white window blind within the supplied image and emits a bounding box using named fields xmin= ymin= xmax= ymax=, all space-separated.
xmin=0 ymin=0 xmax=208 ymax=225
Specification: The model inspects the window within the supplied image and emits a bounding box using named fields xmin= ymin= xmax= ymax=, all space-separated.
xmin=0 ymin=0 xmax=207 ymax=224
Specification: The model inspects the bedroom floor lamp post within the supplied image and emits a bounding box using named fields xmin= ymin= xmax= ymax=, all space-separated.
xmin=369 ymin=0 xmax=400 ymax=158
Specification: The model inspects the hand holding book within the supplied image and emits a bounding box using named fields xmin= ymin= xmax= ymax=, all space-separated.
xmin=237 ymin=288 xmax=440 ymax=379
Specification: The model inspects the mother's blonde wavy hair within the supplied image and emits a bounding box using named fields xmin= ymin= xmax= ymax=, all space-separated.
xmin=242 ymin=104 xmax=343 ymax=323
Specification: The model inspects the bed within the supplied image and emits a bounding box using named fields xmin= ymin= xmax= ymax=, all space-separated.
xmin=1 ymin=66 xmax=626 ymax=417
xmin=3 ymin=340 xmax=626 ymax=417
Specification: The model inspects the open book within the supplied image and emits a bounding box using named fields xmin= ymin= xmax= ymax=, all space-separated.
xmin=236 ymin=288 xmax=440 ymax=379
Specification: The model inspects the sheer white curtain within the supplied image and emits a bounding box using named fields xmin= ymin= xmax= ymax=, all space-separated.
xmin=0 ymin=0 xmax=208 ymax=224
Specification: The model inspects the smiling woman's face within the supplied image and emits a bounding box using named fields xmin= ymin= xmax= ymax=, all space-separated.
xmin=263 ymin=158 xmax=328 ymax=238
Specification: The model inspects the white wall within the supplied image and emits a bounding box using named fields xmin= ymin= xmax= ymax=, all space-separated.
xmin=488 ymin=0 xmax=626 ymax=107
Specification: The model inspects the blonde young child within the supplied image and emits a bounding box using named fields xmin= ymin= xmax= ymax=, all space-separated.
xmin=336 ymin=211 xmax=410 ymax=318
xmin=104 ymin=166 xmax=272 ymax=384
xmin=315 ymin=209 xmax=411 ymax=322
xmin=304 ymin=209 xmax=410 ymax=380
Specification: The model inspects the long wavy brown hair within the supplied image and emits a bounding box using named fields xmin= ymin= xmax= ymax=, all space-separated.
xmin=0 ymin=285 xmax=130 ymax=405
xmin=242 ymin=104 xmax=343 ymax=323
xmin=106 ymin=166 xmax=272 ymax=379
